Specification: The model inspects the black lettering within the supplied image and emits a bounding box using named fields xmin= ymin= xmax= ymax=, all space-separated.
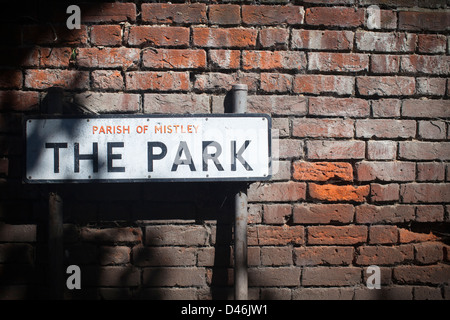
xmin=45 ymin=142 xmax=68 ymax=173
xmin=171 ymin=141 xmax=195 ymax=172
xmin=231 ymin=140 xmax=252 ymax=171
xmin=107 ymin=142 xmax=125 ymax=173
xmin=74 ymin=142 xmax=98 ymax=173
xmin=147 ymin=142 xmax=167 ymax=172
xmin=202 ymin=141 xmax=224 ymax=171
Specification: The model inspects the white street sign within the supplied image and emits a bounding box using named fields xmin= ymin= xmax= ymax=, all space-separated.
xmin=25 ymin=115 xmax=272 ymax=183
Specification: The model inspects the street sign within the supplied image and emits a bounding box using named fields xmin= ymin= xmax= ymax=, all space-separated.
xmin=25 ymin=114 xmax=271 ymax=183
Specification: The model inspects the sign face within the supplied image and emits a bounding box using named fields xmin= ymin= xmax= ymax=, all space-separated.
xmin=25 ymin=115 xmax=271 ymax=183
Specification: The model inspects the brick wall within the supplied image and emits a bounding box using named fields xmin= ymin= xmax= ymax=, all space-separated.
xmin=0 ymin=0 xmax=449 ymax=300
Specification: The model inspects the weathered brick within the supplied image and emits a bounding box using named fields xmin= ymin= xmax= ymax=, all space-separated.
xmin=143 ymin=267 xmax=206 ymax=287
xmin=399 ymin=228 xmax=439 ymax=243
xmin=370 ymin=183 xmax=400 ymax=202
xmin=292 ymin=161 xmax=353 ymax=182
xmin=99 ymin=246 xmax=131 ymax=265
xmin=294 ymin=75 xmax=354 ymax=95
xmin=293 ymin=118 xmax=354 ymax=138
xmin=399 ymin=142 xmax=450 ymax=160
xmin=142 ymin=3 xmax=206 ymax=24
xmin=22 ymin=25 xmax=88 ymax=45
xmin=133 ymin=246 xmax=196 ymax=266
xmin=370 ymin=55 xmax=400 ymax=73
xmin=74 ymin=92 xmax=140 ymax=113
xmin=263 ymin=204 xmax=292 ymax=224
xmin=260 ymin=73 xmax=293 ymax=93
xmin=259 ymin=28 xmax=289 ymax=48
xmin=260 ymin=247 xmax=291 ymax=266
xmin=92 ymin=70 xmax=124 ymax=90
xmin=144 ymin=94 xmax=209 ymax=114
xmin=83 ymin=266 xmax=140 ymax=287
xmin=249 ymin=267 xmax=301 ymax=286
xmin=143 ymin=49 xmax=206 ymax=69
xmin=416 ymin=205 xmax=445 ymax=222
xmin=90 ymin=25 xmax=122 ymax=46
xmin=80 ymin=227 xmax=142 ymax=243
xmin=365 ymin=7 xmax=397 ymax=30
xmin=356 ymin=245 xmax=413 ymax=265
xmin=243 ymin=50 xmax=306 ymax=71
xmin=294 ymin=246 xmax=354 ymax=266
xmin=414 ymin=242 xmax=444 ymax=264
xmin=303 ymin=266 xmax=361 ymax=286
xmin=126 ymin=26 xmax=189 ymax=47
xmin=25 ymin=69 xmax=89 ymax=90
xmin=356 ymin=31 xmax=416 ymax=52
xmin=309 ymin=184 xmax=370 ymax=202
xmin=356 ymin=119 xmax=415 ymax=139
xmin=80 ymin=3 xmax=136 ymax=23
xmin=209 ymin=50 xmax=240 ymax=69
xmin=0 ymin=223 xmax=36 ymax=242
xmin=193 ymin=28 xmax=257 ymax=48
xmin=418 ymin=34 xmax=446 ymax=53
xmin=0 ymin=90 xmax=39 ymax=112
xmin=309 ymin=97 xmax=370 ymax=117
xmin=247 ymin=95 xmax=307 ymax=115
xmin=418 ymin=121 xmax=446 ymax=140
xmin=40 ymin=47 xmax=73 ymax=68
xmin=308 ymin=225 xmax=367 ymax=245
xmin=400 ymin=183 xmax=450 ymax=203
xmin=402 ymin=99 xmax=450 ymax=118
xmin=293 ymin=203 xmax=354 ymax=224
xmin=356 ymin=161 xmax=415 ymax=182
xmin=306 ymin=140 xmax=365 ymax=160
xmin=367 ymin=141 xmax=397 ymax=160
xmin=355 ymin=204 xmax=415 ymax=224
xmin=371 ymin=99 xmax=401 ymax=118
xmin=145 ymin=225 xmax=208 ymax=246
xmin=291 ymin=29 xmax=353 ymax=50
xmin=248 ymin=181 xmax=306 ymax=202
xmin=357 ymin=76 xmax=415 ymax=96
xmin=305 ymin=7 xmax=363 ymax=27
xmin=416 ymin=78 xmax=447 ymax=96
xmin=308 ymin=52 xmax=369 ymax=72
xmin=393 ymin=264 xmax=450 ymax=284
xmin=369 ymin=225 xmax=398 ymax=244
xmin=399 ymin=11 xmax=450 ymax=31
xmin=77 ymin=47 xmax=140 ymax=69
xmin=278 ymin=139 xmax=304 ymax=159
xmin=242 ymin=5 xmax=304 ymax=25
xmin=126 ymin=71 xmax=190 ymax=91
xmin=257 ymin=225 xmax=304 ymax=245
xmin=417 ymin=163 xmax=445 ymax=181
xmin=209 ymin=4 xmax=241 ymax=25
xmin=401 ymin=55 xmax=450 ymax=75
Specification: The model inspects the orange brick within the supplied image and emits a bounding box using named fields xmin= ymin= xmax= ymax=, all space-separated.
xmin=309 ymin=183 xmax=369 ymax=202
xmin=293 ymin=162 xmax=353 ymax=182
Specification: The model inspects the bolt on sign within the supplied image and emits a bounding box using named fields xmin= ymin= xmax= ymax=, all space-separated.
xmin=25 ymin=115 xmax=272 ymax=183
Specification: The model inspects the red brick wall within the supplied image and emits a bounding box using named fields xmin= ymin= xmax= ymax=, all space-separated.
xmin=0 ymin=1 xmax=449 ymax=300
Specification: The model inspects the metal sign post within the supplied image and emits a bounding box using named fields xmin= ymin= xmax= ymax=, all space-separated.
xmin=231 ymin=84 xmax=248 ymax=300
xmin=25 ymin=85 xmax=270 ymax=300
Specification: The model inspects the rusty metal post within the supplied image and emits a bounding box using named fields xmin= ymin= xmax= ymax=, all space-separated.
xmin=231 ymin=84 xmax=248 ymax=300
